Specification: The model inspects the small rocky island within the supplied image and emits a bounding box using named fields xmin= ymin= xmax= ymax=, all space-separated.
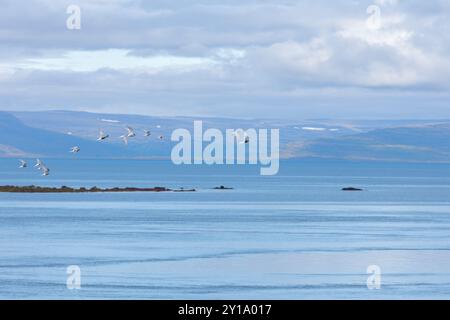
xmin=342 ymin=187 xmax=363 ymax=191
xmin=213 ymin=185 xmax=234 ymax=190
xmin=0 ymin=185 xmax=196 ymax=193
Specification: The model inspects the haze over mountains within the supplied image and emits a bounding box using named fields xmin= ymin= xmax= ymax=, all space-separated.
xmin=1 ymin=110 xmax=449 ymax=162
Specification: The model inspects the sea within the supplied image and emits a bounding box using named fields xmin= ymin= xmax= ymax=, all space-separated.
xmin=0 ymin=158 xmax=449 ymax=299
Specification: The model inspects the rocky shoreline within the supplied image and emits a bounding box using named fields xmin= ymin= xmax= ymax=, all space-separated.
xmin=0 ymin=185 xmax=196 ymax=193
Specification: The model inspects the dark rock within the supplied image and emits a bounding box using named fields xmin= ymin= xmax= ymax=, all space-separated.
xmin=213 ymin=185 xmax=233 ymax=190
xmin=342 ymin=187 xmax=363 ymax=191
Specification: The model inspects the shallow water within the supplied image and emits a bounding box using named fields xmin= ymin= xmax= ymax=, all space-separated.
xmin=0 ymin=159 xmax=449 ymax=299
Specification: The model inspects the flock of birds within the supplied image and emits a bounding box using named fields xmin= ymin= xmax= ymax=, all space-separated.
xmin=97 ymin=126 xmax=163 ymax=145
xmin=18 ymin=126 xmax=164 ymax=176
xmin=18 ymin=126 xmax=251 ymax=176
xmin=19 ymin=158 xmax=50 ymax=176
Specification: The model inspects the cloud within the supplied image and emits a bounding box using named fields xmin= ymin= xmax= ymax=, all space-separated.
xmin=10 ymin=49 xmax=217 ymax=72
xmin=1 ymin=0 xmax=450 ymax=119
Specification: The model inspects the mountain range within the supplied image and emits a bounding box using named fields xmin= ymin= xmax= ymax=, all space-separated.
xmin=1 ymin=110 xmax=450 ymax=162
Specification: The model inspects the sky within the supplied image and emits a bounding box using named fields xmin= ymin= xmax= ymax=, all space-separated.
xmin=1 ymin=0 xmax=450 ymax=119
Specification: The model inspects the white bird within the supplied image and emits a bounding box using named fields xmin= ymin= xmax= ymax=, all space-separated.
xmin=144 ymin=130 xmax=151 ymax=137
xmin=40 ymin=165 xmax=50 ymax=176
xmin=19 ymin=160 xmax=27 ymax=168
xmin=233 ymin=130 xmax=248 ymax=144
xmin=35 ymin=159 xmax=43 ymax=169
xmin=239 ymin=134 xmax=249 ymax=144
xmin=125 ymin=127 xmax=136 ymax=137
xmin=97 ymin=130 xmax=109 ymax=141
xmin=120 ymin=127 xmax=136 ymax=145
xmin=70 ymin=146 xmax=80 ymax=153
xmin=120 ymin=134 xmax=129 ymax=145
xmin=156 ymin=125 xmax=161 ymax=129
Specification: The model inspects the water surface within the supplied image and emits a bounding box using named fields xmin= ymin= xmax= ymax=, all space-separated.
xmin=0 ymin=159 xmax=449 ymax=299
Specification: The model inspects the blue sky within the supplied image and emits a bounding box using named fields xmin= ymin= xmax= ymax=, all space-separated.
xmin=1 ymin=0 xmax=450 ymax=119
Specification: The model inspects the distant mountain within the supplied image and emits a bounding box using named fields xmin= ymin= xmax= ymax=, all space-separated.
xmin=0 ymin=112 xmax=137 ymax=158
xmin=2 ymin=110 xmax=450 ymax=162
xmin=8 ymin=110 xmax=358 ymax=159
xmin=293 ymin=124 xmax=450 ymax=162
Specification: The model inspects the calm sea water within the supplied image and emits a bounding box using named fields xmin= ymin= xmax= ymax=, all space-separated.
xmin=0 ymin=158 xmax=449 ymax=299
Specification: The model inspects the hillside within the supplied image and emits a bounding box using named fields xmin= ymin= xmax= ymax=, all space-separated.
xmin=2 ymin=110 xmax=450 ymax=162
xmin=0 ymin=112 xmax=137 ymax=158
xmin=294 ymin=124 xmax=450 ymax=162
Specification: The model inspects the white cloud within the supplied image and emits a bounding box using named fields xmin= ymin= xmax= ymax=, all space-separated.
xmin=375 ymin=0 xmax=399 ymax=6
xmin=0 ymin=0 xmax=450 ymax=119
xmin=11 ymin=49 xmax=217 ymax=73
xmin=256 ymin=39 xmax=331 ymax=73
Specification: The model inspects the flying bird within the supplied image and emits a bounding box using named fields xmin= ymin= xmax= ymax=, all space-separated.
xmin=144 ymin=130 xmax=151 ymax=137
xmin=97 ymin=130 xmax=109 ymax=141
xmin=120 ymin=135 xmax=129 ymax=145
xmin=70 ymin=146 xmax=80 ymax=153
xmin=40 ymin=165 xmax=50 ymax=176
xmin=158 ymin=135 xmax=164 ymax=140
xmin=120 ymin=126 xmax=137 ymax=145
xmin=35 ymin=159 xmax=43 ymax=169
xmin=233 ymin=130 xmax=248 ymax=144
xmin=19 ymin=160 xmax=27 ymax=168
xmin=126 ymin=127 xmax=136 ymax=138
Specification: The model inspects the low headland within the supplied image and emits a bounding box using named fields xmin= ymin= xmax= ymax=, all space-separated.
xmin=0 ymin=185 xmax=196 ymax=193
